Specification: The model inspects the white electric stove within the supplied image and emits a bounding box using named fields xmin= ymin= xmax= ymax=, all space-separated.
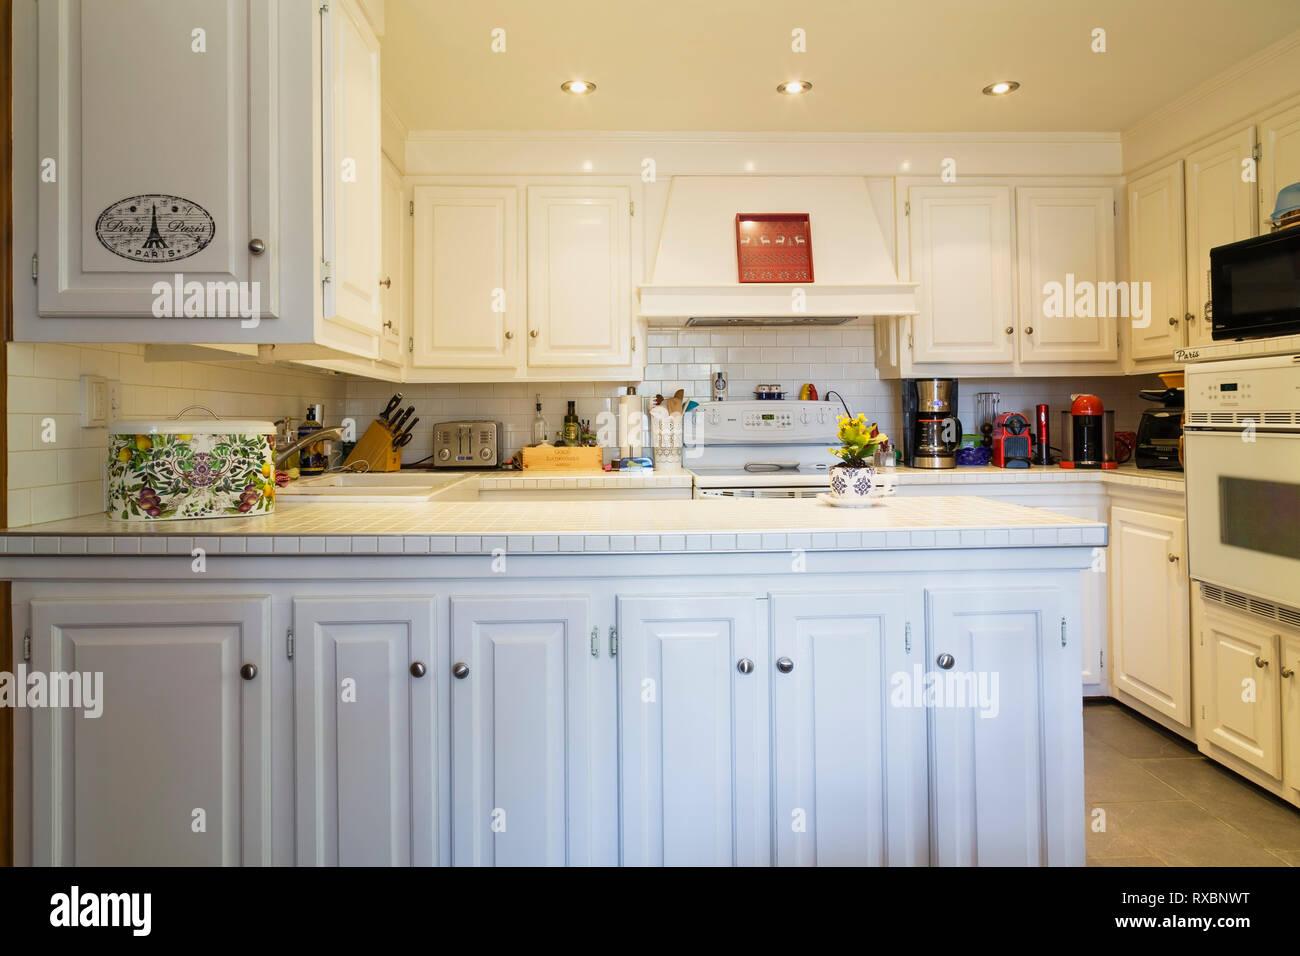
xmin=688 ymin=400 xmax=845 ymax=498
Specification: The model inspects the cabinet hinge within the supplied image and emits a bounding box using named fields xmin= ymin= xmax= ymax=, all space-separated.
xmin=408 ymin=336 xmax=414 ymax=353
xmin=1112 ymin=200 xmax=1117 ymax=216
xmin=409 ymin=200 xmax=414 ymax=216
xmin=631 ymin=335 xmax=637 ymax=353
xmin=23 ymin=628 xmax=31 ymax=662
xmin=609 ymin=626 xmax=618 ymax=658
xmin=320 ymin=259 xmax=332 ymax=284
xmin=1060 ymin=617 xmax=1067 ymax=647
xmin=1201 ymin=705 xmax=1207 ymax=720
xmin=286 ymin=626 xmax=294 ymax=660
xmin=906 ymin=332 xmax=914 ymax=351
xmin=1100 ymin=650 xmax=1104 ymax=668
xmin=30 ymin=253 xmax=38 ymax=282
xmin=318 ymin=0 xmax=329 ymax=12
xmin=629 ymin=201 xmax=635 ymax=217
xmin=1252 ymin=143 xmax=1261 ymax=161
xmin=590 ymin=626 xmax=599 ymax=658
xmin=904 ymin=622 xmax=912 ymax=653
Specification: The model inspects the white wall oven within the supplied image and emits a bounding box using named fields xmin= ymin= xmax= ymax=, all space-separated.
xmin=1184 ymin=353 xmax=1300 ymax=608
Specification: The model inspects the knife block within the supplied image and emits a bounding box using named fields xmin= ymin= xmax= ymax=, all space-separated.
xmin=343 ymin=419 xmax=403 ymax=472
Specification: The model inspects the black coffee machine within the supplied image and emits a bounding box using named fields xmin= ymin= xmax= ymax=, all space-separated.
xmin=901 ymin=378 xmax=962 ymax=468
xmin=1136 ymin=386 xmax=1184 ymax=471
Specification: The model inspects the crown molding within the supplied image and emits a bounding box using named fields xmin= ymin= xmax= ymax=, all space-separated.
xmin=404 ymin=129 xmax=1121 ymax=145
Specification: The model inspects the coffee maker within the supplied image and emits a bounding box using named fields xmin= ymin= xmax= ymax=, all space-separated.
xmin=1136 ymin=386 xmax=1184 ymax=471
xmin=901 ymin=378 xmax=961 ymax=469
xmin=1058 ymin=394 xmax=1117 ymax=469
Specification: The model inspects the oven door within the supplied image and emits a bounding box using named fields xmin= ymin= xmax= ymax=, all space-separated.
xmin=1185 ymin=428 xmax=1300 ymax=606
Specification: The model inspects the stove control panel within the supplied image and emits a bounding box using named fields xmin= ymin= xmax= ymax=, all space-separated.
xmin=1185 ymin=353 xmax=1300 ymax=430
xmin=694 ymin=401 xmax=842 ymax=445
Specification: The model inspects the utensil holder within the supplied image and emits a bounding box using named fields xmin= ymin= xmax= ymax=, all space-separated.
xmin=343 ymin=419 xmax=403 ymax=472
xmin=651 ymin=413 xmax=684 ymax=473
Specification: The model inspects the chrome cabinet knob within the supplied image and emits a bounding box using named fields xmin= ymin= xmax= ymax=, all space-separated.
xmin=380 ymin=276 xmax=391 ymax=289
xmin=1168 ymin=316 xmax=1179 ymax=326
xmin=409 ymin=661 xmax=427 ymax=678
xmin=1255 ymin=656 xmax=1269 ymax=669
xmin=453 ymin=662 xmax=470 ymax=680
xmin=736 ymin=658 xmax=755 ymax=675
xmin=240 ymin=663 xmax=258 ymax=681
xmin=248 ymin=238 xmax=265 ymax=256
xmin=776 ymin=657 xmax=795 ymax=673
xmin=1004 ymin=326 xmax=1014 ymax=335
xmin=936 ymin=653 xmax=956 ymax=670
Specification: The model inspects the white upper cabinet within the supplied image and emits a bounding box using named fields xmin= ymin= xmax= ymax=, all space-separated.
xmin=1127 ymin=161 xmax=1187 ymax=362
xmin=322 ymin=0 xmax=384 ymax=342
xmin=907 ymin=186 xmax=1015 ymax=365
xmin=1259 ymin=103 xmax=1300 ymax=232
xmin=526 ymin=186 xmax=633 ymax=368
xmin=1015 ymin=187 xmax=1117 ymax=363
xmin=1184 ymin=126 xmax=1257 ymax=347
xmin=379 ymin=158 xmax=406 ymax=364
xmin=411 ymin=186 xmax=519 ymax=369
xmin=36 ymin=0 xmax=278 ymax=318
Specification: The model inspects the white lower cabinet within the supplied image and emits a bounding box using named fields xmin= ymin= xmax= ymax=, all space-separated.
xmin=292 ymin=596 xmax=439 ymax=866
xmin=1109 ymin=506 xmax=1191 ymax=726
xmin=926 ymin=587 xmax=1082 ymax=866
xmin=1198 ymin=601 xmax=1283 ymax=778
xmin=616 ymin=594 xmax=769 ymax=866
xmin=768 ymin=591 xmax=927 ymax=866
xmin=28 ymin=596 xmax=272 ymax=866
xmin=450 ymin=596 xmax=598 ymax=866
xmin=1283 ymin=632 xmax=1300 ymax=796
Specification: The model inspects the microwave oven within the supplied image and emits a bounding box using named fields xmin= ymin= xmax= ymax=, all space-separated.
xmin=1209 ymin=228 xmax=1300 ymax=341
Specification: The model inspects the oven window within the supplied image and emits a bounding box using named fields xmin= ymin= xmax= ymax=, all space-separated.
xmin=1220 ymin=476 xmax=1300 ymax=560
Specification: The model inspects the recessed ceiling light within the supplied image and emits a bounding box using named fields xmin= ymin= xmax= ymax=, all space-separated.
xmin=982 ymin=80 xmax=1020 ymax=96
xmin=777 ymin=80 xmax=812 ymax=95
xmin=561 ymin=79 xmax=595 ymax=95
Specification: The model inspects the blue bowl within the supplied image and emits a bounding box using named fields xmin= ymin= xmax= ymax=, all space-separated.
xmin=1271 ymin=181 xmax=1300 ymax=222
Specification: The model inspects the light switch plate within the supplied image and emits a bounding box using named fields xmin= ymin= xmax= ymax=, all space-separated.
xmin=80 ymin=375 xmax=110 ymax=427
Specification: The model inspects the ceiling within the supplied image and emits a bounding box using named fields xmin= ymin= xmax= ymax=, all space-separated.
xmin=381 ymin=0 xmax=1300 ymax=133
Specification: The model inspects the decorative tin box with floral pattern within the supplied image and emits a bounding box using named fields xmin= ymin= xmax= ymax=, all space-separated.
xmin=108 ymin=412 xmax=277 ymax=520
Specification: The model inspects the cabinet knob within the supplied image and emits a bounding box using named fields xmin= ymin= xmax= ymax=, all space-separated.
xmin=529 ymin=329 xmax=539 ymax=338
xmin=453 ymin=662 xmax=470 ymax=680
xmin=775 ymin=657 xmax=795 ymax=674
xmin=936 ymin=653 xmax=956 ymax=670
xmin=409 ymin=661 xmax=427 ymax=678
xmin=379 ymin=276 xmax=391 ymax=289
xmin=1168 ymin=316 xmax=1179 ymax=326
xmin=1023 ymin=326 xmax=1034 ymax=335
xmin=1254 ymin=656 xmax=1269 ymax=669
xmin=248 ymin=238 xmax=265 ymax=256
xmin=504 ymin=330 xmax=514 ymax=340
xmin=383 ymin=320 xmax=394 ymax=331
xmin=1185 ymin=312 xmax=1195 ymax=323
xmin=239 ymin=663 xmax=258 ymax=681
xmin=1281 ymin=664 xmax=1295 ymax=679
xmin=1004 ymin=326 xmax=1014 ymax=335
xmin=1168 ymin=553 xmax=1178 ymax=563
xmin=736 ymin=658 xmax=755 ymax=675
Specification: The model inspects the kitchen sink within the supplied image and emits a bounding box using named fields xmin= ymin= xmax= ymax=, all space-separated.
xmin=277 ymin=471 xmax=475 ymax=503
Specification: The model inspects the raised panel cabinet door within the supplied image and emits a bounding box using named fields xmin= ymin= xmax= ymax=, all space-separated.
xmin=450 ymin=596 xmax=595 ymax=866
xmin=322 ymin=0 xmax=384 ymax=338
xmin=1109 ymin=507 xmax=1191 ymax=725
xmin=926 ymin=587 xmax=1081 ymax=867
xmin=379 ymin=159 xmax=405 ymax=364
xmin=526 ymin=186 xmax=632 ymax=368
xmin=1127 ymin=161 xmax=1186 ymax=361
xmin=412 ymin=186 xmax=519 ymax=369
xmin=906 ymin=186 xmax=1015 ymax=364
xmin=37 ymin=0 xmax=278 ymax=317
xmin=1015 ymin=188 xmax=1118 ymax=363
xmin=293 ymin=597 xmax=438 ymax=866
xmin=1282 ymin=632 xmax=1300 ymax=796
xmin=768 ymin=592 xmax=927 ymax=866
xmin=1185 ymin=127 xmax=1257 ymax=347
xmin=1200 ymin=603 xmax=1282 ymax=778
xmin=1259 ymin=103 xmax=1300 ymax=234
xmin=28 ymin=597 xmax=272 ymax=866
xmin=617 ymin=595 xmax=768 ymax=867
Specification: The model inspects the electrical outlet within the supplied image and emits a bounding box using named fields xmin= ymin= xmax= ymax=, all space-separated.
xmin=80 ymin=375 xmax=110 ymax=427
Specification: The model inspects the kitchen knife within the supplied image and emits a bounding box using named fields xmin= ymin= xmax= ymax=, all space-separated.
xmin=393 ymin=432 xmax=412 ymax=449
xmin=393 ymin=417 xmax=419 ymax=448
xmin=379 ymin=393 xmax=403 ymax=422
xmin=391 ymin=405 xmax=415 ymax=433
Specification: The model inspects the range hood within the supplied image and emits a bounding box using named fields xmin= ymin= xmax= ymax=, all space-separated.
xmin=638 ymin=176 xmax=917 ymax=324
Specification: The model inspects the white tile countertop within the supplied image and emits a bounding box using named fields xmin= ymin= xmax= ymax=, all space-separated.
xmin=0 ymin=495 xmax=1105 ymax=555
xmin=476 ymin=469 xmax=692 ymax=490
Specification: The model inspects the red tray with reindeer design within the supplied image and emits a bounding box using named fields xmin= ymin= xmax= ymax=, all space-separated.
xmin=735 ymin=213 xmax=814 ymax=283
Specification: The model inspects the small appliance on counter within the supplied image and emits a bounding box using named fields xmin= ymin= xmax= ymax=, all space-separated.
xmin=1033 ymin=404 xmax=1053 ymax=465
xmin=433 ymin=421 xmax=505 ymax=467
xmin=901 ymin=377 xmax=961 ymax=469
xmin=990 ymin=412 xmax=1032 ymax=468
xmin=1136 ymin=385 xmax=1185 ymax=471
xmin=1058 ymin=395 xmax=1117 ymax=469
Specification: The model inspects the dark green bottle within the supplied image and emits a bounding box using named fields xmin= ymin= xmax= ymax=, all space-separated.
xmin=563 ymin=401 xmax=580 ymax=444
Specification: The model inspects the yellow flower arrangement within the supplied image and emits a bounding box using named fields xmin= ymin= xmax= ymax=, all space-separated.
xmin=828 ymin=413 xmax=889 ymax=468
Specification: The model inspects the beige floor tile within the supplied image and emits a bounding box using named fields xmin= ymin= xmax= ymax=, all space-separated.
xmin=1137 ymin=757 xmax=1300 ymax=851
xmin=1084 ymin=806 xmax=1153 ymax=859
xmin=1083 ymin=702 xmax=1198 ymax=759
xmin=1272 ymin=850 xmax=1300 ymax=866
xmin=1104 ymin=801 xmax=1287 ymax=867
xmin=1085 ymin=733 xmax=1183 ymax=804
xmin=1088 ymin=856 xmax=1167 ymax=867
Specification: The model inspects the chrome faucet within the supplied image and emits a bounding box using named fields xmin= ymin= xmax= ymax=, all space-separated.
xmin=274 ymin=426 xmax=347 ymax=467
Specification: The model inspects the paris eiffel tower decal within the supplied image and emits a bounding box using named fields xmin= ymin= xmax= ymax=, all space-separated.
xmin=141 ymin=203 xmax=168 ymax=250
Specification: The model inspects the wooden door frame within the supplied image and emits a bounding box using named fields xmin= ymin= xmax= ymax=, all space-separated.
xmin=2 ymin=0 xmax=13 ymax=868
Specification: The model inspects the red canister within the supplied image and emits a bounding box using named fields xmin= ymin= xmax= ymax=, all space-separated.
xmin=1034 ymin=403 xmax=1050 ymax=465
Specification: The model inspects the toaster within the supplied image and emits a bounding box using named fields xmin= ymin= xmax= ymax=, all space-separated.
xmin=433 ymin=421 xmax=505 ymax=467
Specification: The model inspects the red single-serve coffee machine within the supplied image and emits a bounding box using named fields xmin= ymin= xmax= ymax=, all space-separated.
xmin=991 ymin=411 xmax=1032 ymax=468
xmin=1058 ymin=394 xmax=1117 ymax=469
